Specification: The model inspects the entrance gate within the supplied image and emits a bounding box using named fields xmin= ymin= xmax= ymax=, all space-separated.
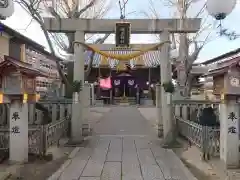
xmin=43 ymin=17 xmax=201 ymax=141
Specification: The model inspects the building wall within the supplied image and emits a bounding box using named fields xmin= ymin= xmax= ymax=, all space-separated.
xmin=0 ymin=28 xmax=61 ymax=95
xmin=0 ymin=32 xmax=9 ymax=60
xmin=25 ymin=48 xmax=61 ymax=94
xmin=9 ymin=38 xmax=21 ymax=60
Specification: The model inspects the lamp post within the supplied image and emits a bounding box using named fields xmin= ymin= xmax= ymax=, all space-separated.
xmin=0 ymin=0 xmax=14 ymax=20
xmin=206 ymin=0 xmax=237 ymax=20
xmin=206 ymin=0 xmax=238 ymax=39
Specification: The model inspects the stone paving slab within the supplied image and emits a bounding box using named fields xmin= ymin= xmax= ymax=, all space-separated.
xmin=101 ymin=161 xmax=121 ymax=180
xmin=48 ymin=136 xmax=197 ymax=180
xmin=48 ymin=107 xmax=196 ymax=180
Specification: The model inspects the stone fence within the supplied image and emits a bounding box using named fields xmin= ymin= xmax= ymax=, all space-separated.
xmin=0 ymin=83 xmax=94 ymax=162
xmin=0 ymin=101 xmax=72 ymax=157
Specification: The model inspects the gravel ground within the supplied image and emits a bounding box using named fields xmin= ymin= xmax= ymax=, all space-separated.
xmin=172 ymin=141 xmax=224 ymax=180
xmin=5 ymin=146 xmax=74 ymax=180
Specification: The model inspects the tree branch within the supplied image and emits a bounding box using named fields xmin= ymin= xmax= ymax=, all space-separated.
xmin=17 ymin=0 xmax=71 ymax=88
xmin=74 ymin=0 xmax=96 ymax=18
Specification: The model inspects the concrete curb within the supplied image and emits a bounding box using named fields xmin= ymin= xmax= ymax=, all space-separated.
xmin=47 ymin=147 xmax=81 ymax=180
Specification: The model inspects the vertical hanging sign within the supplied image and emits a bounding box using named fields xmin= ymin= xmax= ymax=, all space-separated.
xmin=115 ymin=22 xmax=131 ymax=47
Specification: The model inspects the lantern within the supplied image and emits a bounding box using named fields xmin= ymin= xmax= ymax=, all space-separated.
xmin=206 ymin=0 xmax=237 ymax=20
xmin=0 ymin=0 xmax=14 ymax=20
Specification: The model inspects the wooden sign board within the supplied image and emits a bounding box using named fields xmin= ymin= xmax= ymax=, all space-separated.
xmin=115 ymin=22 xmax=131 ymax=47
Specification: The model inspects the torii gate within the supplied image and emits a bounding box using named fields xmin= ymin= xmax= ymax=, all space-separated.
xmin=44 ymin=18 xmax=201 ymax=143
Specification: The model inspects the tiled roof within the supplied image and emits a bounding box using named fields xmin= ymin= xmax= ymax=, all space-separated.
xmin=0 ymin=56 xmax=48 ymax=77
xmin=203 ymin=59 xmax=240 ymax=77
xmin=84 ymin=50 xmax=161 ymax=67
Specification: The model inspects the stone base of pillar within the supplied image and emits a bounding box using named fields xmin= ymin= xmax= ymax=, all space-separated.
xmin=158 ymin=124 xmax=163 ymax=137
xmin=65 ymin=138 xmax=84 ymax=147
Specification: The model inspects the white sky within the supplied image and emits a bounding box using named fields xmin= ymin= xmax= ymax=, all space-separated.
xmin=2 ymin=1 xmax=240 ymax=63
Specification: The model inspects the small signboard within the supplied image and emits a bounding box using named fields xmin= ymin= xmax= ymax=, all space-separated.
xmin=115 ymin=22 xmax=131 ymax=47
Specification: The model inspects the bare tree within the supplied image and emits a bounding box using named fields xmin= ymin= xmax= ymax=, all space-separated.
xmin=147 ymin=0 xmax=218 ymax=96
xmin=44 ymin=0 xmax=112 ymax=98
xmin=15 ymin=0 xmax=112 ymax=97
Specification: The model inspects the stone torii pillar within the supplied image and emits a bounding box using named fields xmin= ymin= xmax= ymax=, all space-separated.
xmin=71 ymin=31 xmax=85 ymax=143
xmin=160 ymin=30 xmax=172 ymax=140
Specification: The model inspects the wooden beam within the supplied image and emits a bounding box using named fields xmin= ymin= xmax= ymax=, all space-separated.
xmin=43 ymin=18 xmax=201 ymax=33
xmin=86 ymin=44 xmax=161 ymax=50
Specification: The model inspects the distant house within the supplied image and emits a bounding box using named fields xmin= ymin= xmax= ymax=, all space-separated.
xmin=200 ymin=48 xmax=240 ymax=100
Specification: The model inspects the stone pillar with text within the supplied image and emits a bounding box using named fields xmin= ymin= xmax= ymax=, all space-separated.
xmin=219 ymin=97 xmax=239 ymax=168
xmin=9 ymin=100 xmax=28 ymax=163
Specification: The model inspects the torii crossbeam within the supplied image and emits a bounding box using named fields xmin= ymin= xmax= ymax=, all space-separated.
xmin=43 ymin=18 xmax=201 ymax=33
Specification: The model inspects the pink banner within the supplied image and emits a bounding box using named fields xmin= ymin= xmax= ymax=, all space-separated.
xmin=99 ymin=77 xmax=112 ymax=90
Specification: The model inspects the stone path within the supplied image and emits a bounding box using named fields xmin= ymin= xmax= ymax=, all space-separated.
xmin=48 ymin=107 xmax=197 ymax=180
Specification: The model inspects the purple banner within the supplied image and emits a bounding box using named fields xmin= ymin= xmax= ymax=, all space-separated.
xmin=113 ymin=79 xmax=121 ymax=87
xmin=127 ymin=78 xmax=135 ymax=87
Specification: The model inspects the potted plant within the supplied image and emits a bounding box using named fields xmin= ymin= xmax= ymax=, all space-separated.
xmin=162 ymin=81 xmax=175 ymax=93
xmin=72 ymin=80 xmax=82 ymax=103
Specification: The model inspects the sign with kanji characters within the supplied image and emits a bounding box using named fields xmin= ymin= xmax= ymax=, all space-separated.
xmin=11 ymin=112 xmax=20 ymax=121
xmin=9 ymin=103 xmax=28 ymax=162
xmin=115 ymin=22 xmax=131 ymax=47
xmin=227 ymin=111 xmax=239 ymax=135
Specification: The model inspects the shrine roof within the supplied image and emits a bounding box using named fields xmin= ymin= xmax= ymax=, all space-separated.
xmin=0 ymin=56 xmax=48 ymax=77
xmin=203 ymin=59 xmax=240 ymax=77
xmin=202 ymin=48 xmax=240 ymax=65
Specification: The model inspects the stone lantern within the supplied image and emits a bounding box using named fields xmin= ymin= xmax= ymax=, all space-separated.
xmin=203 ymin=58 xmax=240 ymax=168
xmin=0 ymin=55 xmax=47 ymax=163
xmin=206 ymin=0 xmax=237 ymax=20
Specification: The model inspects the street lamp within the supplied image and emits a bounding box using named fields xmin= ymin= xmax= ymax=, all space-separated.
xmin=0 ymin=0 xmax=14 ymax=20
xmin=206 ymin=0 xmax=238 ymax=39
xmin=206 ymin=0 xmax=237 ymax=20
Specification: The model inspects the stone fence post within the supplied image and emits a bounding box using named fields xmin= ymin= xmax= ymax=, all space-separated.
xmin=219 ymin=98 xmax=239 ymax=168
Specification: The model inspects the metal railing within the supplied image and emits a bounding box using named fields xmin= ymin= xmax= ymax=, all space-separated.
xmin=173 ymin=100 xmax=220 ymax=157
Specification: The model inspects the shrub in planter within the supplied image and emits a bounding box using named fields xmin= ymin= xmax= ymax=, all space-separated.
xmin=72 ymin=80 xmax=82 ymax=92
xmin=162 ymin=81 xmax=175 ymax=93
